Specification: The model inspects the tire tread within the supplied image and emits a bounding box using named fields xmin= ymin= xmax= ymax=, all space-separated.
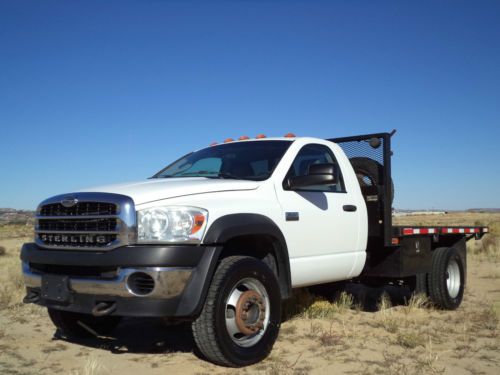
xmin=428 ymin=247 xmax=464 ymax=310
xmin=192 ymin=256 xmax=246 ymax=366
xmin=192 ymin=255 xmax=279 ymax=367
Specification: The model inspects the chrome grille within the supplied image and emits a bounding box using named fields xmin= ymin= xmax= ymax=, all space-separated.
xmin=35 ymin=193 xmax=136 ymax=251
xmin=38 ymin=218 xmax=118 ymax=232
xmin=40 ymin=202 xmax=117 ymax=216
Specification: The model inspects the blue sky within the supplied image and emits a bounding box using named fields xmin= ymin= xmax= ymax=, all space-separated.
xmin=1 ymin=0 xmax=499 ymax=210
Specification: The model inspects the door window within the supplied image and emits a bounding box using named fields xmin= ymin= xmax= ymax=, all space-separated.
xmin=285 ymin=144 xmax=345 ymax=192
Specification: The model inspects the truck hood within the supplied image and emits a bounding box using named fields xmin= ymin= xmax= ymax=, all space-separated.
xmin=80 ymin=178 xmax=260 ymax=205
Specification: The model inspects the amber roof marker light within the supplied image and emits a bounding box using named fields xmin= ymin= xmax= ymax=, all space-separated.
xmin=255 ymin=134 xmax=267 ymax=139
xmin=284 ymin=133 xmax=296 ymax=138
xmin=238 ymin=135 xmax=250 ymax=140
xmin=223 ymin=138 xmax=234 ymax=143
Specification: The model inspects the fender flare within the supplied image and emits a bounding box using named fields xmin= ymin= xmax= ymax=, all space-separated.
xmin=203 ymin=213 xmax=292 ymax=299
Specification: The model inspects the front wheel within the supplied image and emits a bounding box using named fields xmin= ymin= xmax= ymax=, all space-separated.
xmin=192 ymin=256 xmax=281 ymax=367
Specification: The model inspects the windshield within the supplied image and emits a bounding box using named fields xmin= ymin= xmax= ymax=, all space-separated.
xmin=153 ymin=140 xmax=293 ymax=181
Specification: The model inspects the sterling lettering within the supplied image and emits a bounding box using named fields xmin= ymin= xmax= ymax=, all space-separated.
xmin=40 ymin=234 xmax=107 ymax=244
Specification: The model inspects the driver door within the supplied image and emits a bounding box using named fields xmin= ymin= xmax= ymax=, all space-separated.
xmin=275 ymin=143 xmax=361 ymax=287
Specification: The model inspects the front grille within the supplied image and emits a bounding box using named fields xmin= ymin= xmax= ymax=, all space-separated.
xmin=38 ymin=218 xmax=117 ymax=232
xmin=40 ymin=202 xmax=117 ymax=216
xmin=35 ymin=193 xmax=136 ymax=251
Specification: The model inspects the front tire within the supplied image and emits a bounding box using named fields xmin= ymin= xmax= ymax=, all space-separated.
xmin=48 ymin=308 xmax=122 ymax=338
xmin=428 ymin=247 xmax=465 ymax=310
xmin=192 ymin=256 xmax=281 ymax=367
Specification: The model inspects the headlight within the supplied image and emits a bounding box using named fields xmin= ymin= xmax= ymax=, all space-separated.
xmin=137 ymin=206 xmax=208 ymax=244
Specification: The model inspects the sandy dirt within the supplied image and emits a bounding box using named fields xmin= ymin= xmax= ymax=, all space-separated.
xmin=0 ymin=222 xmax=499 ymax=374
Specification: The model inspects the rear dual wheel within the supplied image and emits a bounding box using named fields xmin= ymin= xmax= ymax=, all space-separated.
xmin=409 ymin=273 xmax=429 ymax=296
xmin=428 ymin=247 xmax=465 ymax=310
xmin=409 ymin=247 xmax=465 ymax=310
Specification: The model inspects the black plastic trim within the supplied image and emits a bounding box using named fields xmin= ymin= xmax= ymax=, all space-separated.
xmin=26 ymin=287 xmax=186 ymax=317
xmin=21 ymin=243 xmax=205 ymax=268
xmin=203 ymin=213 xmax=292 ymax=298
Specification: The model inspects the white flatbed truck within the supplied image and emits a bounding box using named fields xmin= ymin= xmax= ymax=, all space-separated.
xmin=21 ymin=131 xmax=488 ymax=366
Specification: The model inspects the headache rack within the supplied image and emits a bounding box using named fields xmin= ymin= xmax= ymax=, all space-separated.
xmin=329 ymin=131 xmax=395 ymax=247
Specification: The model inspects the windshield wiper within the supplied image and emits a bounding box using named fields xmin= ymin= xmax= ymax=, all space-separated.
xmin=156 ymin=170 xmax=255 ymax=180
xmin=164 ymin=171 xmax=243 ymax=179
xmin=168 ymin=171 xmax=214 ymax=178
xmin=214 ymin=172 xmax=242 ymax=180
xmin=158 ymin=171 xmax=266 ymax=180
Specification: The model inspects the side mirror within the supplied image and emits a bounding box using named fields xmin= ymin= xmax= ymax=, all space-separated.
xmin=286 ymin=163 xmax=337 ymax=190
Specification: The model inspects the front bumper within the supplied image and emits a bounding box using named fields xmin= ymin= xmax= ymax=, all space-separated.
xmin=20 ymin=243 xmax=221 ymax=318
xmin=23 ymin=262 xmax=193 ymax=299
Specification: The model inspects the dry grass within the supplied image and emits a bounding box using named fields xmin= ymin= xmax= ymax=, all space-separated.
xmin=0 ymin=261 xmax=25 ymax=309
xmin=402 ymin=293 xmax=430 ymax=314
xmin=0 ymin=234 xmax=37 ymax=312
xmin=376 ymin=293 xmax=399 ymax=333
xmin=395 ymin=331 xmax=426 ymax=349
xmin=283 ymin=288 xmax=354 ymax=321
xmin=259 ymin=351 xmax=312 ymax=375
xmin=393 ymin=212 xmax=500 ymax=228
xmin=301 ymin=292 xmax=354 ymax=319
xmin=0 ymin=213 xmax=498 ymax=374
xmin=71 ymin=356 xmax=109 ymax=375
xmin=469 ymin=234 xmax=500 ymax=262
xmin=0 ymin=223 xmax=33 ymax=240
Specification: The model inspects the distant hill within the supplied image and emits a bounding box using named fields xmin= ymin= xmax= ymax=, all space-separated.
xmin=395 ymin=208 xmax=500 ymax=214
xmin=0 ymin=208 xmax=35 ymax=225
xmin=467 ymin=208 xmax=500 ymax=213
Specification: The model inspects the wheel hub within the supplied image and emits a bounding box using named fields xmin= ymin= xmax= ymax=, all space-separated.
xmin=446 ymin=258 xmax=461 ymax=299
xmin=235 ymin=290 xmax=266 ymax=335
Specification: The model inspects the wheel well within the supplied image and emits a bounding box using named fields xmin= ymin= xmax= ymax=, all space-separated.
xmin=218 ymin=234 xmax=291 ymax=299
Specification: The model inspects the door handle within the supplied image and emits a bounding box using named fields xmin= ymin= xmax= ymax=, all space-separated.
xmin=343 ymin=205 xmax=357 ymax=212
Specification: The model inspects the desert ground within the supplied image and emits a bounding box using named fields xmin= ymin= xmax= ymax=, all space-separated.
xmin=0 ymin=212 xmax=499 ymax=374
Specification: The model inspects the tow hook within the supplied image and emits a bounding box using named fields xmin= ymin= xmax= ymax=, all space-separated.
xmin=92 ymin=301 xmax=116 ymax=317
xmin=23 ymin=290 xmax=40 ymax=304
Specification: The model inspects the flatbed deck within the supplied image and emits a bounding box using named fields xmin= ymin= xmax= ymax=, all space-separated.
xmin=393 ymin=225 xmax=489 ymax=237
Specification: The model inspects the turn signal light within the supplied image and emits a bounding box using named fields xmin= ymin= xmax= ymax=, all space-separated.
xmin=191 ymin=214 xmax=206 ymax=234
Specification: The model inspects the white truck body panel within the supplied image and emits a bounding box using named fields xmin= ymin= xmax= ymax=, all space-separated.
xmin=82 ymin=178 xmax=259 ymax=205
xmin=271 ymin=138 xmax=368 ymax=286
xmin=79 ymin=137 xmax=369 ymax=289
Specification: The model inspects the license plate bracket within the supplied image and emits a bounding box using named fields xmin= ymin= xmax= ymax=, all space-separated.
xmin=41 ymin=274 xmax=71 ymax=304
